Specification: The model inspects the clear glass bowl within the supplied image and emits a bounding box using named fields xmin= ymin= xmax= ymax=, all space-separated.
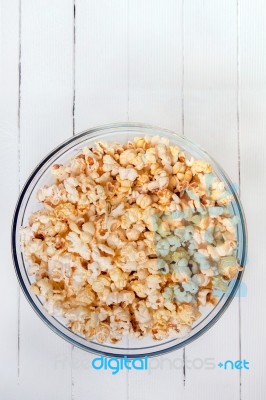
xmin=12 ymin=123 xmax=247 ymax=358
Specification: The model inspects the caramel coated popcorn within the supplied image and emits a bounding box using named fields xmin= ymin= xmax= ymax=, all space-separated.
xmin=20 ymin=136 xmax=241 ymax=344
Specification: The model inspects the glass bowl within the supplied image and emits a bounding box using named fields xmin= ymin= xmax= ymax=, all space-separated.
xmin=12 ymin=123 xmax=247 ymax=358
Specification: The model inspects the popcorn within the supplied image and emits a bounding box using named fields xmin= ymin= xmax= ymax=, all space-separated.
xmin=118 ymin=167 xmax=138 ymax=181
xmin=151 ymin=322 xmax=169 ymax=340
xmin=182 ymin=280 xmax=198 ymax=294
xmin=156 ymin=238 xmax=170 ymax=257
xmin=191 ymin=160 xmax=212 ymax=175
xmin=167 ymin=235 xmax=181 ymax=251
xmin=173 ymin=324 xmax=192 ymax=339
xmin=173 ymin=285 xmax=193 ymax=303
xmin=82 ymin=221 xmax=95 ymax=235
xmin=75 ymin=286 xmax=95 ymax=305
xmin=146 ymin=291 xmax=164 ymax=309
xmin=71 ymin=266 xmax=89 ymax=291
xmin=37 ymin=184 xmax=67 ymax=205
xmin=172 ymin=263 xmax=192 ymax=283
xmin=66 ymin=232 xmax=91 ymax=261
xmin=177 ymin=304 xmax=201 ymax=325
xmin=20 ymin=135 xmax=241 ymax=344
xmin=218 ymin=255 xmax=241 ymax=279
xmin=157 ymin=259 xmax=170 ymax=275
xmin=119 ymin=149 xmax=138 ymax=166
xmin=65 ymin=306 xmax=91 ymax=322
xmin=198 ymin=289 xmax=212 ymax=306
xmin=64 ymin=177 xmax=79 ymax=203
xmin=134 ymin=301 xmax=152 ymax=326
xmin=192 ymin=273 xmax=210 ymax=287
xmin=163 ymin=287 xmax=174 ymax=302
xmin=105 ymin=290 xmax=135 ymax=305
xmin=213 ymin=276 xmax=229 ymax=292
xmin=92 ymin=275 xmax=111 ymax=293
xmin=136 ymin=194 xmax=152 ymax=209
xmin=95 ymin=323 xmax=110 ymax=343
xmin=51 ymin=163 xmax=70 ymax=182
xmin=102 ymin=154 xmax=120 ymax=175
xmin=109 ymin=267 xmax=128 ymax=290
xmin=37 ymin=277 xmax=53 ymax=297
xmin=146 ymin=275 xmax=163 ymax=290
xmin=110 ymin=203 xmax=125 ymax=217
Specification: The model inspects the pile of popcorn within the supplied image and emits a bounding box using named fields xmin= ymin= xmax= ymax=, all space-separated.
xmin=20 ymin=136 xmax=241 ymax=344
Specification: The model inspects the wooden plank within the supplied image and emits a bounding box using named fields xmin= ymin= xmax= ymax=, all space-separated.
xmin=127 ymin=1 xmax=185 ymax=398
xmin=128 ymin=0 xmax=183 ymax=133
xmin=72 ymin=1 xmax=128 ymax=398
xmin=183 ymin=1 xmax=240 ymax=399
xmin=0 ymin=0 xmax=20 ymax=398
xmin=239 ymin=1 xmax=266 ymax=399
xmin=18 ymin=1 xmax=73 ymax=399
xmin=74 ymin=0 xmax=128 ymax=134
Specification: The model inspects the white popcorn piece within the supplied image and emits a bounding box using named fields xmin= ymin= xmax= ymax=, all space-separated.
xmin=136 ymin=194 xmax=152 ymax=209
xmin=111 ymin=203 xmax=125 ymax=217
xmin=134 ymin=301 xmax=152 ymax=326
xmin=118 ymin=167 xmax=138 ymax=181
xmin=37 ymin=184 xmax=67 ymax=205
xmin=66 ymin=232 xmax=91 ymax=261
xmin=82 ymin=221 xmax=95 ymax=235
xmin=92 ymin=275 xmax=111 ymax=293
xmin=198 ymin=289 xmax=212 ymax=306
xmin=102 ymin=154 xmax=120 ymax=175
xmin=119 ymin=149 xmax=138 ymax=166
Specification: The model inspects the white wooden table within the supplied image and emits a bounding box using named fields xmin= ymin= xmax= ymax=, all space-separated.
xmin=0 ymin=1 xmax=265 ymax=399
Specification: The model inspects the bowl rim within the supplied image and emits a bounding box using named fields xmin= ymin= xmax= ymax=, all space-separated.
xmin=11 ymin=122 xmax=248 ymax=358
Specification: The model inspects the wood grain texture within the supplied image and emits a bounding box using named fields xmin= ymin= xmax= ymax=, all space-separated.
xmin=128 ymin=0 xmax=183 ymax=132
xmin=183 ymin=2 xmax=240 ymax=400
xmin=74 ymin=0 xmax=128 ymax=133
xmin=239 ymin=1 xmax=266 ymax=399
xmin=0 ymin=1 xmax=20 ymax=398
xmin=18 ymin=1 xmax=73 ymax=399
